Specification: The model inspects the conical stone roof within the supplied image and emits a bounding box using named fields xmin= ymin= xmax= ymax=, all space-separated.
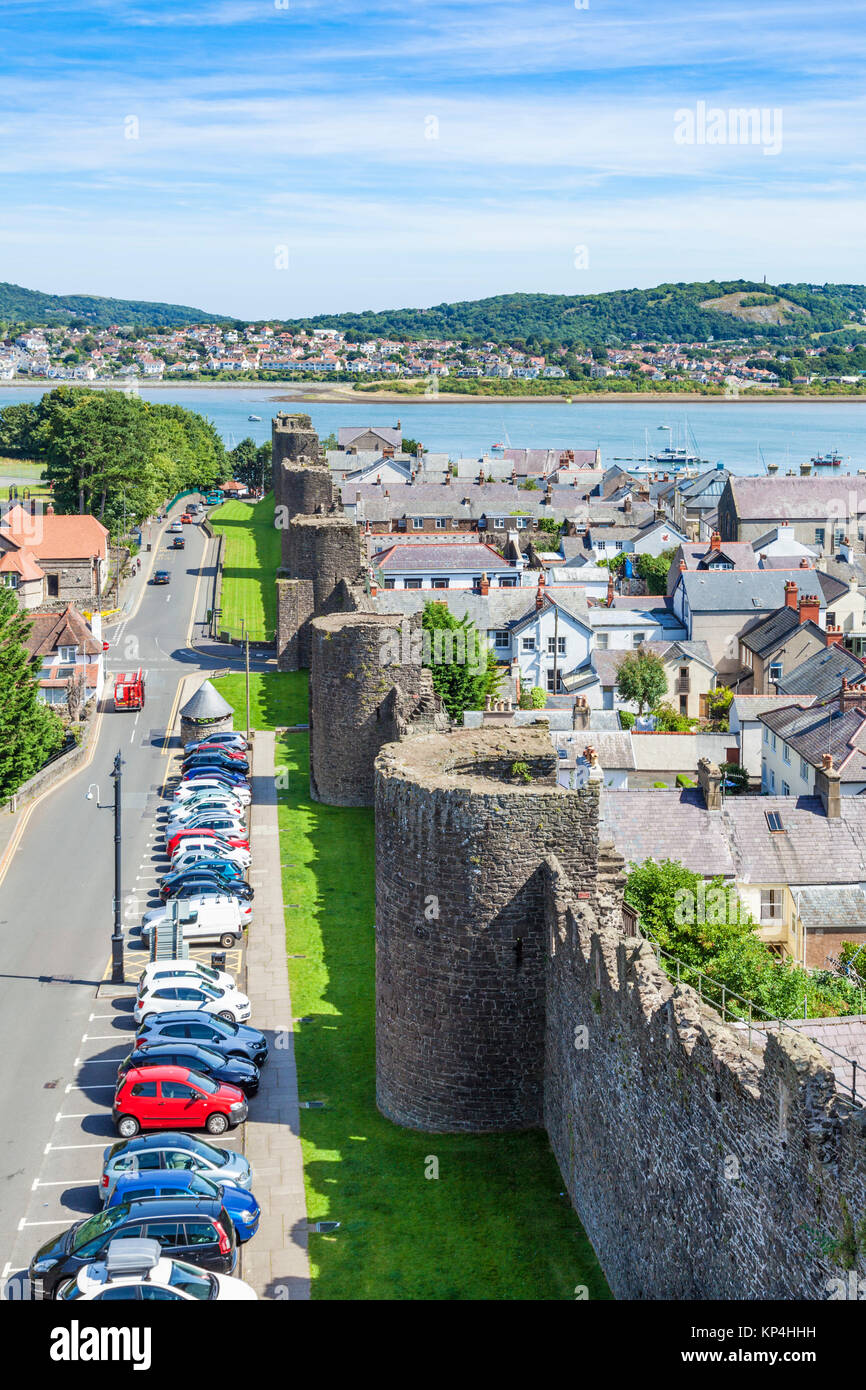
xmin=180 ymin=679 xmax=234 ymax=721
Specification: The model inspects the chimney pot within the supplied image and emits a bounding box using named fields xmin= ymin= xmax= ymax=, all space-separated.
xmin=799 ymin=557 xmax=810 ymax=569
xmin=784 ymin=581 xmax=798 ymax=609
xmin=798 ymin=593 xmax=820 ymax=626
xmin=709 ymin=530 xmax=721 ymax=551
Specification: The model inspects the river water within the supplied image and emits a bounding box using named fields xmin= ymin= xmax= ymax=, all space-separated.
xmin=3 ymin=385 xmax=866 ymax=476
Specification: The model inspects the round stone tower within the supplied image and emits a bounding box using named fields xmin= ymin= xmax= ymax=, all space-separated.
xmin=278 ymin=515 xmax=363 ymax=670
xmin=277 ymin=462 xmax=334 ymax=542
xmin=374 ymin=728 xmax=602 ymax=1132
xmin=271 ymin=412 xmax=321 ymax=502
xmin=309 ymin=612 xmax=445 ymax=806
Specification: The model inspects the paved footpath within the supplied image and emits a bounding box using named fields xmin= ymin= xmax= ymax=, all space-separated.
xmin=242 ymin=731 xmax=310 ymax=1299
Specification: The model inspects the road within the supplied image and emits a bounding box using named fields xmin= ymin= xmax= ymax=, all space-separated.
xmin=0 ymin=504 xmax=234 ymax=1291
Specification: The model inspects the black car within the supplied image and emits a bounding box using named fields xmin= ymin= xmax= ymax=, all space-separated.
xmin=171 ymin=537 xmax=185 ymax=550
xmin=28 ymin=1195 xmax=237 ymax=1299
xmin=152 ymin=571 xmax=171 ymax=585
xmin=162 ymin=874 xmax=254 ymax=903
xmin=118 ymin=1043 xmax=259 ymax=1096
xmin=135 ymin=1012 xmax=268 ymax=1067
xmin=182 ymin=752 xmax=249 ymax=775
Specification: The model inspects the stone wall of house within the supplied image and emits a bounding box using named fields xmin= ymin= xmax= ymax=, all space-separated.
xmin=374 ymin=729 xmax=601 ymax=1133
xmin=41 ymin=555 xmax=98 ymax=604
xmin=309 ymin=612 xmax=447 ymax=806
xmin=373 ymin=725 xmax=866 ymax=1298
xmin=543 ymin=859 xmax=866 ymax=1298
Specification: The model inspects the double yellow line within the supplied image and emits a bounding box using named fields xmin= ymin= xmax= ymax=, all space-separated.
xmin=159 ymin=528 xmax=210 ymax=794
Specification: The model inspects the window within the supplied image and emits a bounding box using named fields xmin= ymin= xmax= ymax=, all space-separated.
xmin=763 ymin=725 xmax=769 ymax=743
xmin=494 ymin=631 xmax=510 ymax=649
xmin=184 ymin=1221 xmax=218 ymax=1247
xmin=615 ymin=540 xmax=623 ymax=551
xmin=827 ymin=612 xmax=836 ymax=627
xmin=498 ymin=576 xmax=517 ymax=587
xmin=596 ymin=633 xmax=609 ymax=650
xmin=760 ymin=888 xmax=783 ymax=922
xmin=765 ymin=810 xmax=784 ymax=833
xmin=130 ymin=1082 xmax=158 ymax=1098
xmin=771 ymin=733 xmax=776 ymax=751
xmin=769 ymin=662 xmax=783 ymax=684
xmin=143 ymin=1221 xmax=182 ymax=1249
xmin=435 ymin=517 xmax=447 ymax=530
xmin=161 ymin=1082 xmax=197 ymax=1100
xmin=679 ymin=695 xmax=688 ymax=714
xmin=800 ymin=757 xmax=809 ymax=780
xmin=814 ymin=527 xmax=825 ymax=545
xmin=632 ymin=633 xmax=646 ymax=648
xmin=769 ymin=769 xmax=775 ymax=792
xmin=515 ymin=517 xmax=528 ymax=529
xmin=492 ymin=518 xmax=505 ymax=530
xmin=2 ymin=573 xmax=19 ymax=589
xmin=679 ymin=666 xmax=689 ymax=680
xmin=781 ymin=781 xmax=790 ymax=796
xmin=782 ymin=742 xmax=791 ymax=764
xmin=383 ymin=578 xmax=395 ymax=589
xmin=547 ymin=636 xmax=566 ymax=655
xmin=412 ymin=517 xmax=424 ymax=530
xmin=431 ymin=578 xmax=449 ymax=589
xmin=546 ymin=669 xmax=560 ymax=693
xmin=521 ymin=637 xmax=536 ymax=652
xmin=58 ymin=646 xmax=77 ymax=662
xmin=47 ymin=574 xmax=59 ymax=597
xmin=405 ymin=578 xmax=422 ymax=590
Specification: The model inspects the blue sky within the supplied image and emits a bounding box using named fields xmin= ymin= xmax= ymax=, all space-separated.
xmin=0 ymin=0 xmax=863 ymax=317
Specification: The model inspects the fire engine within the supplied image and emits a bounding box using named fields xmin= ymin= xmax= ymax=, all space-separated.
xmin=114 ymin=669 xmax=145 ymax=711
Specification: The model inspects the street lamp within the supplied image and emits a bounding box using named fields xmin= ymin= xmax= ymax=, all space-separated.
xmin=86 ymin=749 xmax=125 ymax=984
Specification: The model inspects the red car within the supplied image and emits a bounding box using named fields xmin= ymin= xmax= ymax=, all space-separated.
xmin=180 ymin=512 xmax=193 ymax=524
xmin=186 ymin=744 xmax=247 ymax=761
xmin=113 ymin=1064 xmax=248 ymax=1138
xmin=166 ymin=827 xmax=250 ymax=858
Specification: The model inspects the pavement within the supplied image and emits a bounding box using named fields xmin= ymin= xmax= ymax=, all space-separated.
xmin=0 ymin=499 xmax=307 ymax=1299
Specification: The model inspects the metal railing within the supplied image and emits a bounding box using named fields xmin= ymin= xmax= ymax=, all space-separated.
xmin=636 ymin=928 xmax=864 ymax=1107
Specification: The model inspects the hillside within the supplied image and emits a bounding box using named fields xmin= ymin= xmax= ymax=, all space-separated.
xmin=286 ymin=280 xmax=863 ymax=346
xmin=0 ymin=281 xmax=225 ymax=329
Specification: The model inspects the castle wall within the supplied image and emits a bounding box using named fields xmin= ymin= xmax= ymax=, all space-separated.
xmin=309 ymin=613 xmax=441 ymax=806
xmin=271 ymin=412 xmax=320 ymax=503
xmin=275 ymin=575 xmax=314 ymax=673
xmin=279 ymin=515 xmax=363 ymax=668
xmin=374 ymin=730 xmax=601 ymax=1132
xmin=543 ymin=858 xmax=866 ymax=1299
xmin=277 ymin=463 xmax=335 ymax=561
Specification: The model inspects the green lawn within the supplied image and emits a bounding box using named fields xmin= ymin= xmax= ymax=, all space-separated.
xmin=212 ymin=671 xmax=308 ymax=731
xmin=278 ymin=730 xmax=611 ymax=1301
xmin=209 ymin=492 xmax=280 ymax=641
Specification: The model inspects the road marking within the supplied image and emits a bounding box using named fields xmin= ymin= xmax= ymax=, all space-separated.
xmin=18 ymin=1219 xmax=70 ymax=1230
xmin=32 ymin=1179 xmax=92 ymax=1189
xmin=46 ymin=1142 xmax=111 ymax=1152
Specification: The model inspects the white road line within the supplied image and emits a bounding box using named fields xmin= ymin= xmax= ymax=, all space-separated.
xmin=82 ymin=1035 xmax=122 ymax=1042
xmin=46 ymin=1142 xmax=111 ymax=1151
xmin=32 ymin=1179 xmax=92 ymax=1189
xmin=18 ymin=1219 xmax=70 ymax=1230
xmin=74 ymin=1058 xmax=120 ymax=1067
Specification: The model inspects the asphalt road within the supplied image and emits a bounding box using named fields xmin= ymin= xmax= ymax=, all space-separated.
xmin=0 ymin=505 xmax=228 ymax=1288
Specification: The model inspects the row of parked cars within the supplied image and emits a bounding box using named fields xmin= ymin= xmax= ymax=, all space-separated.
xmin=28 ymin=729 xmax=267 ymax=1301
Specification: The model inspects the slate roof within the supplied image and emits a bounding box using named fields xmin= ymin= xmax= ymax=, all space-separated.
xmin=370 ymin=586 xmax=590 ymax=631
xmin=676 ymin=569 xmax=826 ymax=614
xmin=794 ymin=886 xmax=866 ymax=935
xmin=776 ymin=645 xmax=866 ymax=699
xmin=554 ymin=730 xmax=636 ymax=769
xmin=782 ymin=1015 xmax=866 ymax=1097
xmin=729 ymin=475 xmax=866 ymax=522
xmin=731 ymin=693 xmax=816 ymax=723
xmin=738 ymin=607 xmax=824 ymax=659
xmin=761 ymin=703 xmax=866 ymax=780
xmin=338 ymin=425 xmax=401 ymax=449
xmin=600 ymin=789 xmax=736 ymax=876
xmin=375 ymin=542 xmax=512 ymax=573
xmin=180 ymin=679 xmax=234 ymax=720
xmin=24 ymin=604 xmax=102 ymax=659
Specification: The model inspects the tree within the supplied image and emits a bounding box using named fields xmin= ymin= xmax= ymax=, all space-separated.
xmin=636 ymin=548 xmax=676 ymax=595
xmin=615 ymin=646 xmax=667 ymax=715
xmin=519 ymin=686 xmax=547 ymax=709
xmin=705 ymin=685 xmax=733 ymax=729
xmin=0 ymin=588 xmax=65 ymax=797
xmin=421 ymin=601 xmax=500 ymax=720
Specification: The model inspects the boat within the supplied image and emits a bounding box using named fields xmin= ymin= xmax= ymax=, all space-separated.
xmin=492 ymin=441 xmax=505 ymax=449
xmin=248 ymin=414 xmax=262 ymax=422
xmin=651 ymin=420 xmax=704 ymax=466
xmin=811 ymin=449 xmax=842 ymax=467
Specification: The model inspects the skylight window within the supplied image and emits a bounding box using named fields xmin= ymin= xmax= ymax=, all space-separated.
xmin=765 ymin=811 xmax=785 ymax=833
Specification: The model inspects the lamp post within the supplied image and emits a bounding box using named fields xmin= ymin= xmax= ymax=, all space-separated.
xmin=86 ymin=749 xmax=125 ymax=984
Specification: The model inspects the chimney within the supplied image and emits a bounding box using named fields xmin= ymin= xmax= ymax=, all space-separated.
xmin=798 ymin=593 xmax=820 ymax=626
xmin=679 ymin=559 xmax=687 ymax=572
xmin=825 ymin=625 xmax=844 ymax=647
xmin=816 ymin=752 xmax=841 ymax=819
xmin=535 ymin=576 xmax=546 ymax=611
xmin=784 ymin=581 xmax=798 ymax=610
xmin=709 ymin=530 xmax=721 ymax=552
xmin=799 ymin=557 xmax=810 ymax=569
xmin=623 ymin=495 xmax=632 ymax=515
xmin=572 ymin=696 xmax=589 ymax=731
xmin=479 ymin=572 xmax=489 ymax=596
xmin=444 ymin=470 xmax=451 ymax=485
xmin=838 ymin=677 xmax=866 ymax=710
xmin=697 ymin=757 xmax=722 ymax=811
xmin=46 ymin=502 xmax=55 ymax=516
xmin=375 ymin=474 xmax=381 ymax=485
xmin=606 ymin=572 xmax=614 ymax=605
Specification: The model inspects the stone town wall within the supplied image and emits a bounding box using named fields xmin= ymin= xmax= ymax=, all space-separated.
xmin=543 ymin=860 xmax=866 ymax=1298
xmin=275 ymin=575 xmax=314 ymax=673
xmin=271 ymin=412 xmax=321 ymax=503
xmin=373 ymin=727 xmax=866 ymax=1298
xmin=279 ymin=515 xmax=363 ymax=669
xmin=309 ymin=612 xmax=446 ymax=806
xmin=277 ymin=464 xmax=335 ymax=562
xmin=374 ymin=730 xmax=601 ymax=1133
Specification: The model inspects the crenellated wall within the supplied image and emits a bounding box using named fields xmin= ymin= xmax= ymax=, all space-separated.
xmin=373 ymin=727 xmax=866 ymax=1298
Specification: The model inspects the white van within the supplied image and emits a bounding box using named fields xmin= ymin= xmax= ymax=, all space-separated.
xmin=140 ymin=896 xmax=248 ymax=949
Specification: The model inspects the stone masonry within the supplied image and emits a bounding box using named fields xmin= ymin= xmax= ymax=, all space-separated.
xmin=277 ymin=515 xmax=363 ymax=671
xmin=374 ymin=726 xmax=866 ymax=1298
xmin=309 ymin=612 xmax=448 ymax=807
xmin=271 ymin=412 xmax=322 ymax=505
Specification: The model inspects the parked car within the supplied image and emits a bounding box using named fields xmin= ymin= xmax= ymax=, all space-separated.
xmin=183 ymin=743 xmax=247 ymax=763
xmin=182 ymin=747 xmax=249 ymax=769
xmin=166 ymin=827 xmax=249 ymax=858
xmin=180 ymin=766 xmax=249 ymax=789
xmin=162 ymin=875 xmax=254 ymax=904
xmin=168 ymin=847 xmax=250 ymax=877
xmin=165 ymin=816 xmax=247 ymax=851
xmin=152 ymin=571 xmax=170 ymax=585
xmin=113 ymin=1065 xmax=248 ymax=1138
xmin=100 ymin=1132 xmax=253 ymax=1204
xmin=184 ymin=732 xmax=249 ymax=755
xmin=135 ymin=1012 xmax=268 ymax=1068
xmin=173 ymin=779 xmax=250 ymax=806
xmin=107 ymin=1172 xmax=260 ymax=1242
xmin=138 ymin=958 xmax=236 ymax=996
xmin=170 ymin=837 xmax=251 ymax=870
xmin=118 ymin=1042 xmax=259 ymax=1096
xmin=159 ymin=861 xmax=247 ymax=893
xmin=29 ymin=1194 xmax=239 ymax=1299
xmin=135 ymin=941 xmax=251 ymax=996
xmin=55 ymin=1238 xmax=257 ymax=1302
xmin=165 ymin=795 xmax=247 ymax=824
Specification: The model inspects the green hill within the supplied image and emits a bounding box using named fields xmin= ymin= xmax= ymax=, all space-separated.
xmin=0 ymin=281 xmax=225 ymax=329
xmin=285 ymin=280 xmax=864 ymax=347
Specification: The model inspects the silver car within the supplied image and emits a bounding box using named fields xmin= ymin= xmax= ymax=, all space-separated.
xmin=100 ymin=1133 xmax=253 ymax=1204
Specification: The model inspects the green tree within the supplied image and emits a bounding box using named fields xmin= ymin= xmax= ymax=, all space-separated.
xmin=421 ymin=601 xmax=499 ymax=720
xmin=519 ymin=686 xmax=547 ymax=710
xmin=615 ymin=646 xmax=667 ymax=715
xmin=0 ymin=589 xmax=65 ymax=797
xmin=705 ymin=685 xmax=733 ymax=729
xmin=636 ymin=549 xmax=676 ymax=595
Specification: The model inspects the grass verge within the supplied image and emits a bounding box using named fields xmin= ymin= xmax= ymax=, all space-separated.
xmin=209 ymin=492 xmax=280 ymax=641
xmin=212 ymin=671 xmax=308 ymax=731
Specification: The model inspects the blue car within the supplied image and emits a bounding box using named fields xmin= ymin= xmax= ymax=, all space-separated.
xmin=108 ymin=1169 xmax=260 ymax=1242
xmin=181 ymin=766 xmax=248 ymax=786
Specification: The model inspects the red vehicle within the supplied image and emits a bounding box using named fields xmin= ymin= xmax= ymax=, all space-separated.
xmin=112 ymin=1064 xmax=248 ymax=1138
xmin=180 ymin=512 xmax=193 ymax=524
xmin=185 ymin=744 xmax=247 ymax=761
xmin=166 ymin=827 xmax=250 ymax=858
xmin=114 ymin=670 xmax=145 ymax=711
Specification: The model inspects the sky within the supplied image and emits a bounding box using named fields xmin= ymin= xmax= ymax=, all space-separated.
xmin=0 ymin=0 xmax=864 ymax=318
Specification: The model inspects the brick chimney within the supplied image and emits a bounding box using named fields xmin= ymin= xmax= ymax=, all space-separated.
xmin=825 ymin=625 xmax=844 ymax=647
xmin=679 ymin=559 xmax=687 ymax=572
xmin=799 ymin=557 xmax=811 ymax=569
xmin=572 ymin=695 xmax=589 ymax=731
xmin=816 ymin=752 xmax=841 ymax=819
xmin=46 ymin=502 xmax=55 ymax=516
xmin=798 ymin=593 xmax=820 ymax=626
xmin=697 ymin=757 xmax=722 ymax=811
xmin=606 ymin=572 xmax=614 ymax=605
xmin=838 ymin=677 xmax=866 ymax=710
xmin=479 ymin=572 xmax=489 ymax=596
xmin=784 ymin=581 xmax=798 ymax=610
xmin=535 ymin=575 xmax=546 ymax=611
xmin=709 ymin=530 xmax=721 ymax=552
xmin=623 ymin=495 xmax=632 ymax=515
